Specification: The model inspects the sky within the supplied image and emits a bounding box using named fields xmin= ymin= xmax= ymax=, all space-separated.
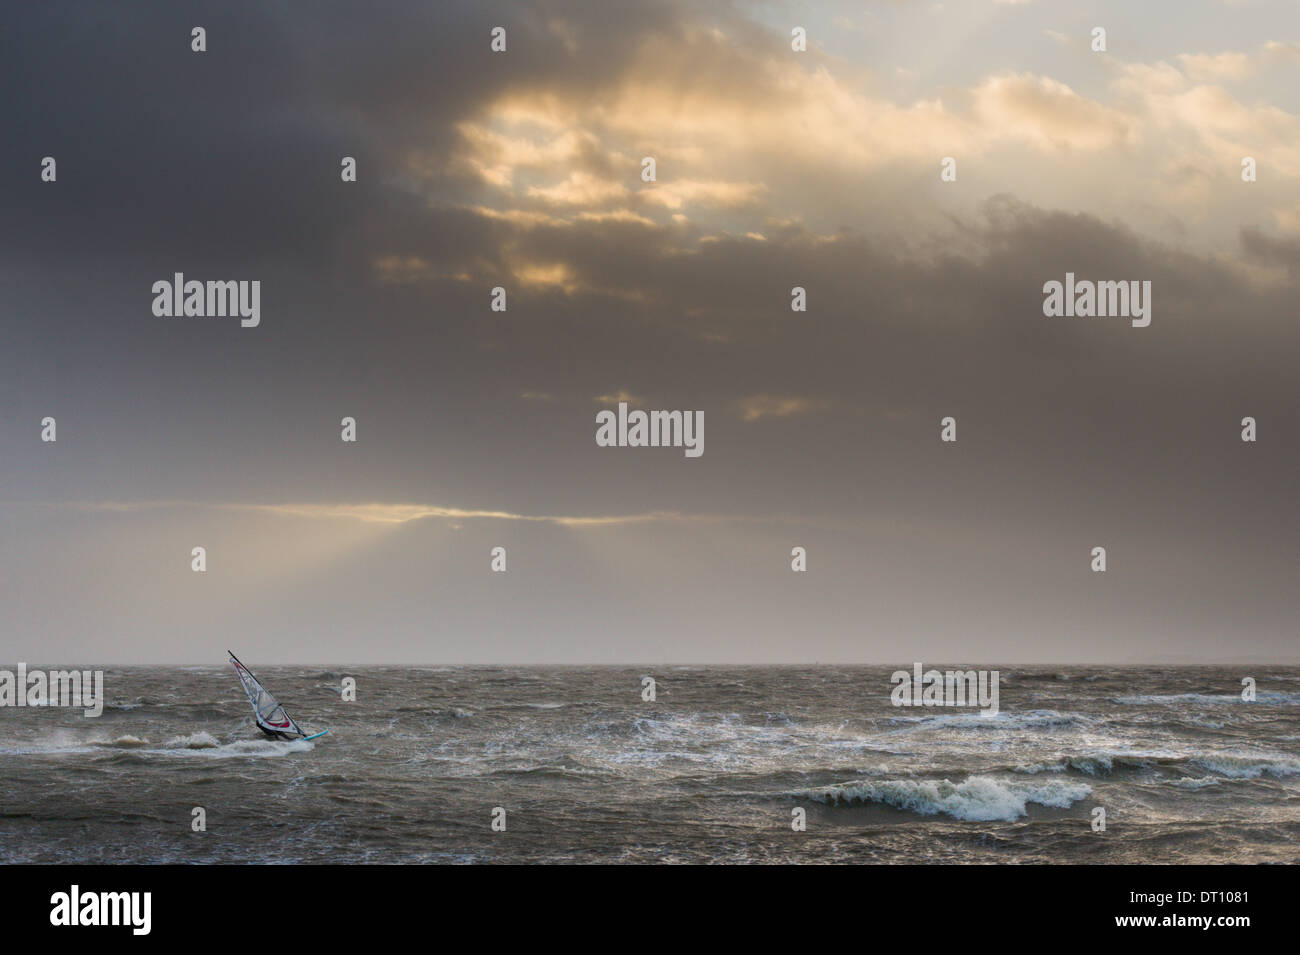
xmin=0 ymin=0 xmax=1296 ymax=663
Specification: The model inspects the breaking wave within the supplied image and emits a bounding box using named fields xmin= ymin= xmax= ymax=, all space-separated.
xmin=1013 ymin=749 xmax=1300 ymax=779
xmin=1191 ymin=754 xmax=1300 ymax=779
xmin=804 ymin=775 xmax=1092 ymax=821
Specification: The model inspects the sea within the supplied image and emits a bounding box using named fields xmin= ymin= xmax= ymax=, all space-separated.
xmin=2 ymin=665 xmax=1297 ymax=864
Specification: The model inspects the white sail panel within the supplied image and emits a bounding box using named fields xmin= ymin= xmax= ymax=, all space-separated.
xmin=229 ymin=653 xmax=305 ymax=738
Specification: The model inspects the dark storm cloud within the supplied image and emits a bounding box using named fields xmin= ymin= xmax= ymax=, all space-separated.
xmin=0 ymin=0 xmax=702 ymax=268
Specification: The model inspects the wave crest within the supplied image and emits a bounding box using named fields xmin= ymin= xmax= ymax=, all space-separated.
xmin=804 ymin=775 xmax=1091 ymax=821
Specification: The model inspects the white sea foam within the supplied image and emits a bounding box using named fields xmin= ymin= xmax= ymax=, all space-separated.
xmin=806 ymin=775 xmax=1092 ymax=821
xmin=1013 ymin=749 xmax=1182 ymax=776
xmin=1013 ymin=761 xmax=1067 ymax=775
xmin=0 ymin=731 xmax=312 ymax=759
xmin=89 ymin=737 xmax=321 ymax=759
xmin=1192 ymin=753 xmax=1300 ymax=779
xmin=1115 ymin=691 xmax=1300 ymax=705
xmin=889 ymin=709 xmax=1089 ymax=731
xmin=1012 ymin=748 xmax=1300 ymax=780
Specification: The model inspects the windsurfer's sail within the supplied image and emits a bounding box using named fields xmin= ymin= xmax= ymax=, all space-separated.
xmin=228 ymin=650 xmax=307 ymax=740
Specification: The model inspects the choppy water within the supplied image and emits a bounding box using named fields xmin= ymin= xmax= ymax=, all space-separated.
xmin=2 ymin=665 xmax=1298 ymax=863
